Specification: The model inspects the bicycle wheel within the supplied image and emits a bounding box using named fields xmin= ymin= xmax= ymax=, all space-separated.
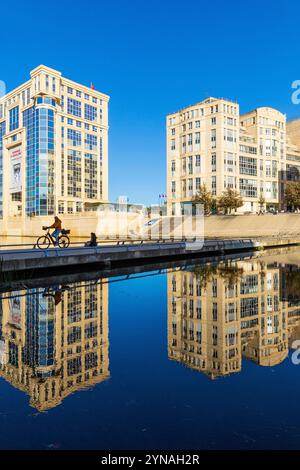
xmin=37 ymin=235 xmax=51 ymax=250
xmin=58 ymin=235 xmax=70 ymax=249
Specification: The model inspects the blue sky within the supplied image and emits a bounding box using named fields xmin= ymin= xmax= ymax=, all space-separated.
xmin=1 ymin=0 xmax=300 ymax=204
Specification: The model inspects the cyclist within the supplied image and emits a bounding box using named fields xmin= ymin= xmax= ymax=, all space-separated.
xmin=46 ymin=216 xmax=62 ymax=246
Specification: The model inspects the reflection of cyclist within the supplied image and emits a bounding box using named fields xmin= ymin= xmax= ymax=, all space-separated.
xmin=43 ymin=285 xmax=70 ymax=306
xmin=47 ymin=216 xmax=62 ymax=246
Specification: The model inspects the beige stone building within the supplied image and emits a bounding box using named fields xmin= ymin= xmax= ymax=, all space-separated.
xmin=0 ymin=65 xmax=109 ymax=230
xmin=167 ymin=260 xmax=300 ymax=378
xmin=0 ymin=280 xmax=109 ymax=411
xmin=167 ymin=97 xmax=300 ymax=214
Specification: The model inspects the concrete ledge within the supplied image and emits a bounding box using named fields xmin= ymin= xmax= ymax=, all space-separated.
xmin=0 ymin=239 xmax=258 ymax=274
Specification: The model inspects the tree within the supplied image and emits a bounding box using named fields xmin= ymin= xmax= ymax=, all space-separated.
xmin=285 ymin=181 xmax=300 ymax=210
xmin=217 ymin=188 xmax=243 ymax=214
xmin=193 ymin=264 xmax=217 ymax=288
xmin=218 ymin=263 xmax=244 ymax=288
xmin=192 ymin=184 xmax=216 ymax=215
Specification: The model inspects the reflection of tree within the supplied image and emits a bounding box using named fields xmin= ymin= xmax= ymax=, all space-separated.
xmin=192 ymin=262 xmax=244 ymax=288
xmin=284 ymin=271 xmax=300 ymax=301
xmin=217 ymin=264 xmax=244 ymax=288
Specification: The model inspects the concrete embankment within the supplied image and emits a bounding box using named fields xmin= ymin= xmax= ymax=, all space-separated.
xmin=204 ymin=213 xmax=300 ymax=238
xmin=1 ymin=212 xmax=300 ymax=240
xmin=0 ymin=239 xmax=258 ymax=276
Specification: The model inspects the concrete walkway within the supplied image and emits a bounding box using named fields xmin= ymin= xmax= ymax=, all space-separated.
xmin=0 ymin=239 xmax=260 ymax=274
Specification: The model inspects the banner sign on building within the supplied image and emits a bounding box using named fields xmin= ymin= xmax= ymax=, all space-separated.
xmin=9 ymin=293 xmax=21 ymax=328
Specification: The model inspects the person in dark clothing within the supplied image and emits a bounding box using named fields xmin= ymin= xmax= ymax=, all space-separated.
xmin=85 ymin=232 xmax=97 ymax=247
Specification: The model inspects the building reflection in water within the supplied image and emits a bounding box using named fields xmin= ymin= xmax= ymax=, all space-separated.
xmin=0 ymin=281 xmax=109 ymax=411
xmin=168 ymin=260 xmax=300 ymax=378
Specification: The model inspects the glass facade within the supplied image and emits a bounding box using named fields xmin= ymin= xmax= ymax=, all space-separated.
xmin=9 ymin=106 xmax=19 ymax=132
xmin=0 ymin=121 xmax=5 ymax=218
xmin=67 ymin=150 xmax=81 ymax=197
xmin=85 ymin=153 xmax=97 ymax=199
xmin=0 ymin=67 xmax=108 ymax=220
xmin=23 ymin=107 xmax=55 ymax=216
xmin=23 ymin=290 xmax=55 ymax=371
xmin=67 ymin=98 xmax=81 ymax=117
xmin=84 ymin=104 xmax=97 ymax=121
xmin=36 ymin=97 xmax=56 ymax=106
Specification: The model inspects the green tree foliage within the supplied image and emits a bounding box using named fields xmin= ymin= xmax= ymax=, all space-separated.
xmin=285 ymin=182 xmax=300 ymax=209
xmin=217 ymin=188 xmax=243 ymax=214
xmin=192 ymin=184 xmax=216 ymax=215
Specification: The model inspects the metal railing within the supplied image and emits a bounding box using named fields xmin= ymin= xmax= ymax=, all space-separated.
xmin=0 ymin=236 xmax=203 ymax=251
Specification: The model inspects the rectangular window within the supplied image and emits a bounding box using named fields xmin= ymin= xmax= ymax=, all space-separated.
xmin=211 ymin=129 xmax=216 ymax=148
xmin=239 ymin=178 xmax=257 ymax=198
xmin=67 ymin=129 xmax=81 ymax=147
xmin=67 ymin=98 xmax=82 ymax=117
xmin=9 ymin=106 xmax=19 ymax=132
xmin=85 ymin=133 xmax=97 ymax=150
xmin=239 ymin=156 xmax=257 ymax=176
xmin=211 ymin=153 xmax=217 ymax=172
xmin=211 ymin=176 xmax=216 ymax=195
xmin=85 ymin=104 xmax=97 ymax=121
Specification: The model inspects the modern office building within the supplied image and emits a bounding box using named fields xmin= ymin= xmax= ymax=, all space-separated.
xmin=166 ymin=97 xmax=300 ymax=214
xmin=0 ymin=65 xmax=109 ymax=220
xmin=0 ymin=280 xmax=109 ymax=411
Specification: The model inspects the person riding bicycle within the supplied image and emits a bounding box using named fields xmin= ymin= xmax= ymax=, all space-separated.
xmin=46 ymin=216 xmax=62 ymax=246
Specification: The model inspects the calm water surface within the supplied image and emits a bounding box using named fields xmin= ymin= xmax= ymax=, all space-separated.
xmin=1 ymin=249 xmax=300 ymax=449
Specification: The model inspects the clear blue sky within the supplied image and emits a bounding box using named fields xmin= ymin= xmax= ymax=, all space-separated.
xmin=1 ymin=0 xmax=300 ymax=204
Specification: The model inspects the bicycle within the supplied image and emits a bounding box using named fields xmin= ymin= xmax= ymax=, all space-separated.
xmin=36 ymin=227 xmax=71 ymax=249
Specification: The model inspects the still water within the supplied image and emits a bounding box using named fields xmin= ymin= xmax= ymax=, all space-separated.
xmin=1 ymin=248 xmax=300 ymax=450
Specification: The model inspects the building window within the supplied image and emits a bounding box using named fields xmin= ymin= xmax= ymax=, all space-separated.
xmin=211 ymin=129 xmax=216 ymax=148
xmin=68 ymin=129 xmax=82 ymax=147
xmin=67 ymin=98 xmax=82 ymax=117
xmin=211 ymin=153 xmax=216 ymax=172
xmin=84 ymin=104 xmax=97 ymax=121
xmin=171 ymin=181 xmax=176 ymax=198
xmin=85 ymin=134 xmax=97 ymax=151
xmin=211 ymin=176 xmax=216 ymax=195
xmin=239 ymin=156 xmax=257 ymax=176
xmin=195 ymin=177 xmax=201 ymax=191
xmin=195 ymin=155 xmax=201 ymax=171
xmin=239 ymin=178 xmax=257 ymax=198
xmin=188 ymin=156 xmax=193 ymax=175
xmin=9 ymin=106 xmax=19 ymax=131
xmin=67 ymin=202 xmax=74 ymax=214
xmin=58 ymin=201 xmax=64 ymax=214
xmin=85 ymin=153 xmax=98 ymax=199
xmin=67 ymin=150 xmax=82 ymax=197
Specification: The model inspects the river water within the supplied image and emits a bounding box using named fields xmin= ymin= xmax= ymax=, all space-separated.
xmin=0 ymin=247 xmax=300 ymax=449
